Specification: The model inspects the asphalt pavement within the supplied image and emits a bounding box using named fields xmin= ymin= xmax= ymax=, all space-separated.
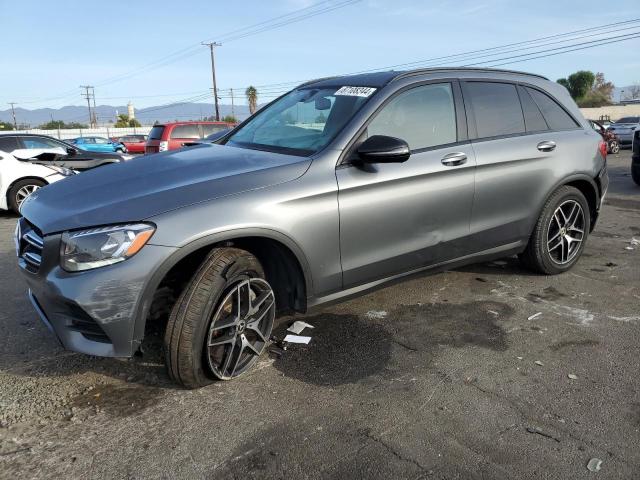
xmin=0 ymin=151 xmax=638 ymax=479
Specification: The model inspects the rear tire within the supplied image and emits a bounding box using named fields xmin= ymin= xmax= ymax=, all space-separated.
xmin=164 ymin=248 xmax=275 ymax=388
xmin=519 ymin=186 xmax=590 ymax=275
xmin=632 ymin=165 xmax=640 ymax=186
xmin=8 ymin=179 xmax=46 ymax=214
xmin=608 ymin=140 xmax=620 ymax=154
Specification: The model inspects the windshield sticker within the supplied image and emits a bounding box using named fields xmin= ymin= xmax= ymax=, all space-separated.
xmin=334 ymin=86 xmax=377 ymax=97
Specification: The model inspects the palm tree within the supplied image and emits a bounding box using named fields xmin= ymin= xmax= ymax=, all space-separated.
xmin=245 ymin=86 xmax=258 ymax=115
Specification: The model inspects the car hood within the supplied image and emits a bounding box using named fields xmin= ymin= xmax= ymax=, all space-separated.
xmin=21 ymin=144 xmax=311 ymax=234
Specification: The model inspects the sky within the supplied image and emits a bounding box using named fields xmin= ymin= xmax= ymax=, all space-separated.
xmin=1 ymin=0 xmax=639 ymax=111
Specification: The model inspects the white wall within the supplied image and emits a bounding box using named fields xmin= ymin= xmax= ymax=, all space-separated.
xmin=580 ymin=104 xmax=640 ymax=122
xmin=2 ymin=126 xmax=153 ymax=141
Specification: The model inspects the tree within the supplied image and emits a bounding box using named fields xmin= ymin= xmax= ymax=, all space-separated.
xmin=557 ymin=70 xmax=614 ymax=107
xmin=222 ymin=115 xmax=237 ymax=123
xmin=114 ymin=114 xmax=141 ymax=128
xmin=38 ymin=120 xmax=88 ymax=129
xmin=624 ymin=83 xmax=640 ymax=101
xmin=245 ymin=86 xmax=258 ymax=115
xmin=0 ymin=121 xmax=15 ymax=130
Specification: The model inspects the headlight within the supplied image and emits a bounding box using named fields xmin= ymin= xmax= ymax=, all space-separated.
xmin=47 ymin=165 xmax=75 ymax=176
xmin=159 ymin=141 xmax=168 ymax=152
xmin=60 ymin=223 xmax=155 ymax=272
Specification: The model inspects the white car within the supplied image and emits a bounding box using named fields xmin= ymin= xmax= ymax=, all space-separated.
xmin=0 ymin=149 xmax=75 ymax=213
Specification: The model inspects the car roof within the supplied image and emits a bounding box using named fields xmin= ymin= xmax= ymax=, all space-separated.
xmin=302 ymin=67 xmax=549 ymax=89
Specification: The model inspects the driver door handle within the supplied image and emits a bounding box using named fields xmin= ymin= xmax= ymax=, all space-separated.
xmin=441 ymin=152 xmax=467 ymax=166
xmin=537 ymin=140 xmax=556 ymax=152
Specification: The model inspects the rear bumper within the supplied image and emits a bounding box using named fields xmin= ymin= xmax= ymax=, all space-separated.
xmin=19 ymin=231 xmax=176 ymax=357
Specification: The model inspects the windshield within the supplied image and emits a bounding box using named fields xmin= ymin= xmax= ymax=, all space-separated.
xmin=225 ymin=86 xmax=375 ymax=155
xmin=616 ymin=116 xmax=639 ymax=124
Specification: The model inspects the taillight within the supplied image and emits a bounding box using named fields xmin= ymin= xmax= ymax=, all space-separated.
xmin=598 ymin=140 xmax=607 ymax=159
xmin=159 ymin=141 xmax=168 ymax=152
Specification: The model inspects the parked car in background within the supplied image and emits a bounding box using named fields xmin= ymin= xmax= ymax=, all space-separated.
xmin=181 ymin=128 xmax=232 ymax=147
xmin=17 ymin=68 xmax=608 ymax=388
xmin=69 ymin=136 xmax=127 ymax=153
xmin=632 ymin=129 xmax=640 ymax=186
xmin=145 ymin=121 xmax=235 ymax=153
xmin=113 ymin=134 xmax=147 ymax=154
xmin=607 ymin=116 xmax=640 ymax=147
xmin=0 ymin=150 xmax=74 ymax=213
xmin=0 ymin=134 xmax=124 ymax=171
xmin=589 ymin=120 xmax=620 ymax=154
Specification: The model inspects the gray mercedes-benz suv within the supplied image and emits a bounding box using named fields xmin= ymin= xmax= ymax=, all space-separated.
xmin=17 ymin=68 xmax=608 ymax=388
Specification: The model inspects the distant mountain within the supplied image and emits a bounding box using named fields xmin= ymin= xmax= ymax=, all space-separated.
xmin=0 ymin=102 xmax=251 ymax=127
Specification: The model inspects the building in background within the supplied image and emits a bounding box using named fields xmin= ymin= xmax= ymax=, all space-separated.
xmin=127 ymin=102 xmax=135 ymax=120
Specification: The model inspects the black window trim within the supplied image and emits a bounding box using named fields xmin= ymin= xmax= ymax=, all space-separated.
xmin=339 ymin=78 xmax=469 ymax=166
xmin=460 ymin=79 xmax=582 ymax=144
xmin=515 ymin=84 xmax=550 ymax=134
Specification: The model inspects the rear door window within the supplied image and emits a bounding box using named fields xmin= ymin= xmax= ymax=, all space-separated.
xmin=367 ymin=83 xmax=457 ymax=150
xmin=526 ymin=87 xmax=579 ymax=131
xmin=21 ymin=136 xmax=64 ymax=149
xmin=148 ymin=126 xmax=165 ymax=140
xmin=517 ymin=86 xmax=548 ymax=133
xmin=465 ymin=82 xmax=525 ymax=139
xmin=170 ymin=124 xmax=200 ymax=139
xmin=0 ymin=136 xmax=19 ymax=152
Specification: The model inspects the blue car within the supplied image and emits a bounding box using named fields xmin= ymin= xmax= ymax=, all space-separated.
xmin=70 ymin=136 xmax=127 ymax=153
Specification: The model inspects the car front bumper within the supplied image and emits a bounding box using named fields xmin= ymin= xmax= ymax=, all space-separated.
xmin=17 ymin=219 xmax=176 ymax=357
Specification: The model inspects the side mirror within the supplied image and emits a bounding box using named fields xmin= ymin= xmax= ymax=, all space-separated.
xmin=356 ymin=135 xmax=410 ymax=164
xmin=66 ymin=147 xmax=76 ymax=156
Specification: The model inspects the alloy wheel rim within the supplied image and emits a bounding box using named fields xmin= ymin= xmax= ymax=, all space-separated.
xmin=206 ymin=278 xmax=275 ymax=379
xmin=16 ymin=185 xmax=40 ymax=206
xmin=547 ymin=199 xmax=585 ymax=265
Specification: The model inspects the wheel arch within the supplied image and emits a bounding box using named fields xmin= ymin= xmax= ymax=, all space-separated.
xmin=531 ymin=174 xmax=599 ymax=239
xmin=131 ymin=228 xmax=312 ymax=344
xmin=5 ymin=176 xmax=49 ymax=207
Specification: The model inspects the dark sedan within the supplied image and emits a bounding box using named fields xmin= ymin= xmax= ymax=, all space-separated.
xmin=0 ymin=134 xmax=124 ymax=171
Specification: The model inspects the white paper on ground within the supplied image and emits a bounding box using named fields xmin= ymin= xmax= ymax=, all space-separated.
xmin=287 ymin=321 xmax=315 ymax=334
xmin=283 ymin=334 xmax=311 ymax=344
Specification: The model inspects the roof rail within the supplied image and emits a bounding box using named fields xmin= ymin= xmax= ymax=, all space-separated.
xmin=390 ymin=67 xmax=549 ymax=82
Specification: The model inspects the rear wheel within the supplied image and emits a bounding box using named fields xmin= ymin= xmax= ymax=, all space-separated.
xmin=608 ymin=140 xmax=620 ymax=154
xmin=632 ymin=165 xmax=640 ymax=186
xmin=519 ymin=186 xmax=590 ymax=274
xmin=8 ymin=179 xmax=46 ymax=214
xmin=164 ymin=248 xmax=275 ymax=388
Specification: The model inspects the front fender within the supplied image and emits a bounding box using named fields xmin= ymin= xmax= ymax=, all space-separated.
xmin=131 ymin=227 xmax=314 ymax=344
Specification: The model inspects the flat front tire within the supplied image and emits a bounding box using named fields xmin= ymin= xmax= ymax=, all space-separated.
xmin=164 ymin=248 xmax=275 ymax=388
xmin=519 ymin=186 xmax=590 ymax=275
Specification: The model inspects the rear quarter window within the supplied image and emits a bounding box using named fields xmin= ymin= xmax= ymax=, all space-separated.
xmin=148 ymin=126 xmax=165 ymax=140
xmin=526 ymin=87 xmax=579 ymax=131
xmin=170 ymin=124 xmax=200 ymax=139
xmin=465 ymin=82 xmax=525 ymax=139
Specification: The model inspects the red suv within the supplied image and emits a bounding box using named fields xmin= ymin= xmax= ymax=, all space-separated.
xmin=145 ymin=121 xmax=234 ymax=154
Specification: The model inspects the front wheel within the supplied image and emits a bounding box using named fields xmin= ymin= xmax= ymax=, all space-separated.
xmin=519 ymin=186 xmax=590 ymax=274
xmin=8 ymin=179 xmax=46 ymax=214
xmin=164 ymin=248 xmax=275 ymax=388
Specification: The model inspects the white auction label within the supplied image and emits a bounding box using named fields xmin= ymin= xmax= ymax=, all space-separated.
xmin=334 ymin=86 xmax=377 ymax=97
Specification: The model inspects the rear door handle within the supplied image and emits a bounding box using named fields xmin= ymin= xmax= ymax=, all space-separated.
xmin=441 ymin=152 xmax=467 ymax=166
xmin=537 ymin=141 xmax=556 ymax=152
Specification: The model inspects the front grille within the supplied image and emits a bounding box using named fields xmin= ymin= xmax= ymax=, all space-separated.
xmin=17 ymin=219 xmax=43 ymax=273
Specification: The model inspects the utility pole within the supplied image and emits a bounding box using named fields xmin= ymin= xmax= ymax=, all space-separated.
xmin=8 ymin=102 xmax=18 ymax=130
xmin=230 ymin=88 xmax=235 ymax=120
xmin=202 ymin=42 xmax=222 ymax=121
xmin=91 ymin=87 xmax=98 ymax=127
xmin=80 ymin=86 xmax=94 ymax=128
